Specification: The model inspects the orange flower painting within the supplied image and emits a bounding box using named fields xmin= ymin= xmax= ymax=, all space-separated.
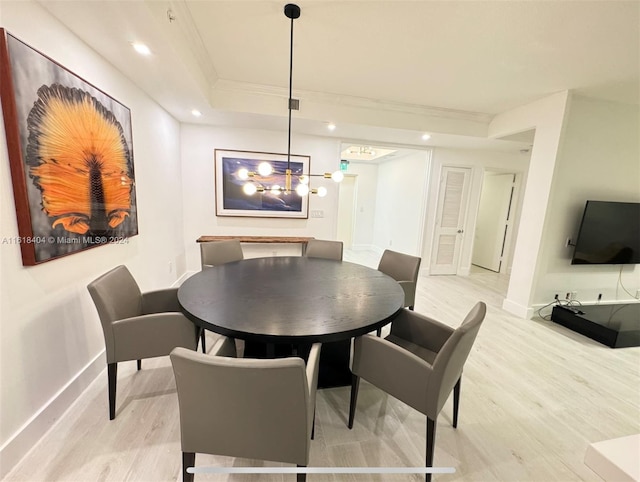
xmin=0 ymin=29 xmax=138 ymax=265
xmin=27 ymin=84 xmax=134 ymax=236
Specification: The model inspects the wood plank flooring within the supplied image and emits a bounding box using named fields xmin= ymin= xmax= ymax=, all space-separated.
xmin=4 ymin=251 xmax=639 ymax=481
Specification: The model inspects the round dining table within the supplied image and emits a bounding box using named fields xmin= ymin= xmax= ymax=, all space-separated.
xmin=178 ymin=256 xmax=404 ymax=387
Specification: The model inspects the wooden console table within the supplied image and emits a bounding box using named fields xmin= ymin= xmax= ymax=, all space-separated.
xmin=197 ymin=235 xmax=314 ymax=244
xmin=197 ymin=235 xmax=315 ymax=254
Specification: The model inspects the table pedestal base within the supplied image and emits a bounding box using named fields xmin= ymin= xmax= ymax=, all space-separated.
xmin=243 ymin=339 xmax=352 ymax=388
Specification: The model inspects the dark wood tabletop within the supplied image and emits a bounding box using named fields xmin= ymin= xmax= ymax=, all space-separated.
xmin=178 ymin=256 xmax=404 ymax=345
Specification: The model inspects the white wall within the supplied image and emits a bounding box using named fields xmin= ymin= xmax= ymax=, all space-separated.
xmin=0 ymin=3 xmax=184 ymax=475
xmin=344 ymin=162 xmax=378 ymax=250
xmin=489 ymin=91 xmax=571 ymax=317
xmin=372 ymin=151 xmax=430 ymax=256
xmin=180 ymin=124 xmax=342 ymax=270
xmin=532 ymin=96 xmax=640 ymax=306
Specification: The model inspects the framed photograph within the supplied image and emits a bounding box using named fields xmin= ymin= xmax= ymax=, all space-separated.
xmin=215 ymin=149 xmax=310 ymax=218
xmin=0 ymin=29 xmax=138 ymax=266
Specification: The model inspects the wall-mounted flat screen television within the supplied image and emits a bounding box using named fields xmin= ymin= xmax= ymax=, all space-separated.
xmin=571 ymin=201 xmax=640 ymax=265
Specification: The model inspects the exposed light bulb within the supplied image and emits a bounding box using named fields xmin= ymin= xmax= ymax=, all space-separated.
xmin=243 ymin=183 xmax=257 ymax=195
xmin=331 ymin=170 xmax=344 ymax=183
xmin=422 ymin=133 xmax=431 ymax=141
xmin=327 ymin=123 xmax=336 ymax=131
xmin=237 ymin=168 xmax=249 ymax=180
xmin=296 ymin=183 xmax=310 ymax=196
xmin=298 ymin=175 xmax=309 ymax=185
xmin=271 ymin=185 xmax=281 ymax=194
xmin=191 ymin=109 xmax=202 ymax=117
xmin=317 ymin=186 xmax=327 ymax=197
xmin=258 ymin=162 xmax=273 ymax=176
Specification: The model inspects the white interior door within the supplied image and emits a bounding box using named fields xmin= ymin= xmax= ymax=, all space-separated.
xmin=337 ymin=175 xmax=356 ymax=248
xmin=472 ymin=173 xmax=515 ymax=272
xmin=430 ymin=167 xmax=471 ymax=275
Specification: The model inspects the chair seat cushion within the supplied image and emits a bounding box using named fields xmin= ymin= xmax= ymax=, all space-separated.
xmin=385 ymin=334 xmax=437 ymax=365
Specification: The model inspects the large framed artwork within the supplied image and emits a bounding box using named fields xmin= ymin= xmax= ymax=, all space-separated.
xmin=0 ymin=29 xmax=138 ymax=266
xmin=215 ymin=149 xmax=310 ymax=218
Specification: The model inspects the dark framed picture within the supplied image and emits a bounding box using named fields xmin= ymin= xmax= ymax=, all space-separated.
xmin=0 ymin=29 xmax=138 ymax=265
xmin=214 ymin=149 xmax=310 ymax=218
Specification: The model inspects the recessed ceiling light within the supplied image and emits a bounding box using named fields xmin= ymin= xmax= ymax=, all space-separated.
xmin=191 ymin=109 xmax=202 ymax=117
xmin=327 ymin=123 xmax=336 ymax=131
xmin=422 ymin=133 xmax=431 ymax=141
xmin=132 ymin=43 xmax=151 ymax=56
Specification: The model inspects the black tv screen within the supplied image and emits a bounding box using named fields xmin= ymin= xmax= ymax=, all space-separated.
xmin=572 ymin=201 xmax=640 ymax=265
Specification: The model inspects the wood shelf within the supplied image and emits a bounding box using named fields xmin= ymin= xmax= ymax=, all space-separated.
xmin=197 ymin=235 xmax=314 ymax=244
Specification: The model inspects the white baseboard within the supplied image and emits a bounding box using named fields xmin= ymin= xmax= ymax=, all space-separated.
xmin=0 ymin=350 xmax=105 ymax=479
xmin=349 ymin=244 xmax=380 ymax=253
xmin=502 ymin=298 xmax=534 ymax=319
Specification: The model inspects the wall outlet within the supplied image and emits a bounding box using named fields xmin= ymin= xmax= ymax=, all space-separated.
xmin=565 ymin=237 xmax=572 ymax=247
xmin=310 ymin=210 xmax=324 ymax=218
xmin=570 ymin=291 xmax=577 ymax=300
xmin=636 ymin=289 xmax=640 ymax=299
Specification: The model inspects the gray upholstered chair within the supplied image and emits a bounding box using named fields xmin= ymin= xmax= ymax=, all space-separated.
xmin=198 ymin=239 xmax=244 ymax=352
xmin=87 ymin=265 xmax=199 ymax=420
xmin=376 ymin=249 xmax=422 ymax=335
xmin=171 ymin=337 xmax=321 ymax=482
xmin=199 ymin=239 xmax=244 ymax=269
xmin=348 ymin=302 xmax=486 ymax=481
xmin=305 ymin=239 xmax=344 ymax=261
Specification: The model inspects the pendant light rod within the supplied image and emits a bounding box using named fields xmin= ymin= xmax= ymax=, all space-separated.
xmin=284 ymin=4 xmax=300 ymax=170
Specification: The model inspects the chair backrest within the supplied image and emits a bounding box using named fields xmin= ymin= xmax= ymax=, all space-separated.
xmin=305 ymin=239 xmax=344 ymax=261
xmin=200 ymin=240 xmax=244 ymax=269
xmin=87 ymin=265 xmax=143 ymax=361
xmin=428 ymin=301 xmax=486 ymax=416
xmin=377 ymin=249 xmax=421 ymax=306
xmin=170 ymin=346 xmax=311 ymax=466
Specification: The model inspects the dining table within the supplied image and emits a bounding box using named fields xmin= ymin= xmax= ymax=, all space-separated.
xmin=177 ymin=256 xmax=404 ymax=387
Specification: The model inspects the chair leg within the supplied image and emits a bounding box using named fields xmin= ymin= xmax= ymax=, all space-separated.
xmin=453 ymin=377 xmax=461 ymax=429
xmin=311 ymin=407 xmax=316 ymax=440
xmin=376 ymin=328 xmax=382 ymax=337
xmin=137 ymin=360 xmax=142 ymax=371
xmin=200 ymin=329 xmax=206 ymax=353
xmin=107 ymin=363 xmax=117 ymax=420
xmin=348 ymin=374 xmax=360 ymax=429
xmin=296 ymin=465 xmax=306 ymax=482
xmin=409 ymin=305 xmax=415 ymax=311
xmin=183 ymin=452 xmax=195 ymax=482
xmin=426 ymin=417 xmax=437 ymax=482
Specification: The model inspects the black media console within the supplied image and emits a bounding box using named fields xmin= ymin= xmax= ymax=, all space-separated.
xmin=551 ymin=303 xmax=640 ymax=348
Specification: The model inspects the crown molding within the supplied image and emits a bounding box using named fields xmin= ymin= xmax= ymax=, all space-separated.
xmin=212 ymin=79 xmax=493 ymax=124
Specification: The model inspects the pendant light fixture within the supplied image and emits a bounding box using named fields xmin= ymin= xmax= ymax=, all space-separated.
xmin=241 ymin=3 xmax=343 ymax=198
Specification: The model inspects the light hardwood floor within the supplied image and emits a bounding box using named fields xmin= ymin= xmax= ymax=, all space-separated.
xmin=4 ymin=251 xmax=639 ymax=481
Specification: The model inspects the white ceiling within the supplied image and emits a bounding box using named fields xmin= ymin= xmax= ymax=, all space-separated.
xmin=38 ymin=0 xmax=639 ymax=151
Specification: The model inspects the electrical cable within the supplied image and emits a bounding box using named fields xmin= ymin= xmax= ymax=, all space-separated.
xmin=618 ymin=265 xmax=637 ymax=299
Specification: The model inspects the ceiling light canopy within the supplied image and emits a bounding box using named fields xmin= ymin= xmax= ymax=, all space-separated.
xmin=340 ymin=145 xmax=397 ymax=162
xmin=240 ymin=4 xmax=342 ymax=198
